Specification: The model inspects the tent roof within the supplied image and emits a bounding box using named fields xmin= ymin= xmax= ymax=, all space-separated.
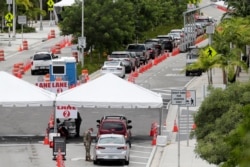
xmin=54 ymin=0 xmax=76 ymax=7
xmin=56 ymin=73 xmax=163 ymax=108
xmin=0 ymin=71 xmax=55 ymax=107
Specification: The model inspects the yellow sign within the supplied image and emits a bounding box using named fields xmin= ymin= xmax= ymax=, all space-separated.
xmin=6 ymin=22 xmax=13 ymax=27
xmin=48 ymin=7 xmax=53 ymax=11
xmin=47 ymin=0 xmax=54 ymax=7
xmin=5 ymin=12 xmax=13 ymax=22
xmin=204 ymin=46 xmax=217 ymax=58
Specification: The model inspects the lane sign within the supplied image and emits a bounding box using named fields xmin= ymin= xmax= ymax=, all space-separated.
xmin=6 ymin=22 xmax=13 ymax=27
xmin=18 ymin=15 xmax=27 ymax=24
xmin=171 ymin=90 xmax=186 ymax=105
xmin=47 ymin=0 xmax=54 ymax=7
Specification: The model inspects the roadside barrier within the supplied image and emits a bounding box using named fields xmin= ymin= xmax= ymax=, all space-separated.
xmin=82 ymin=69 xmax=89 ymax=82
xmin=0 ymin=50 xmax=5 ymax=61
xmin=50 ymin=29 xmax=56 ymax=38
xmin=22 ymin=40 xmax=28 ymax=50
xmin=172 ymin=120 xmax=178 ymax=132
xmin=19 ymin=62 xmax=25 ymax=74
xmin=12 ymin=63 xmax=20 ymax=77
xmin=54 ymin=43 xmax=61 ymax=54
xmin=171 ymin=48 xmax=180 ymax=56
xmin=150 ymin=122 xmax=158 ymax=136
xmin=44 ymin=73 xmax=50 ymax=82
xmin=127 ymin=74 xmax=135 ymax=83
xmin=18 ymin=45 xmax=23 ymax=52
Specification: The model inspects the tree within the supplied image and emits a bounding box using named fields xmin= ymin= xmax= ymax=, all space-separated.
xmin=223 ymin=0 xmax=250 ymax=18
xmin=193 ymin=82 xmax=250 ymax=165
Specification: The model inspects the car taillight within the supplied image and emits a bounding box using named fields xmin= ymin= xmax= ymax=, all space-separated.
xmin=96 ymin=146 xmax=105 ymax=149
xmin=117 ymin=146 xmax=127 ymax=150
xmin=31 ymin=61 xmax=33 ymax=65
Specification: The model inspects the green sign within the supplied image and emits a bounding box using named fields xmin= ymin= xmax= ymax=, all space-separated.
xmin=204 ymin=46 xmax=217 ymax=58
xmin=5 ymin=12 xmax=13 ymax=22
xmin=47 ymin=0 xmax=54 ymax=7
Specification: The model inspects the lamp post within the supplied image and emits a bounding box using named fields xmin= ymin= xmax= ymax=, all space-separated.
xmin=81 ymin=0 xmax=84 ymax=68
xmin=12 ymin=0 xmax=16 ymax=39
xmin=40 ymin=0 xmax=43 ymax=31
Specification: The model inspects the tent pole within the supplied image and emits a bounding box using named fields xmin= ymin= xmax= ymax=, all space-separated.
xmin=159 ymin=107 xmax=162 ymax=135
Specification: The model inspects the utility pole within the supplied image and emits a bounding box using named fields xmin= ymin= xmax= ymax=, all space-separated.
xmin=12 ymin=0 xmax=16 ymax=39
xmin=81 ymin=0 xmax=84 ymax=67
xmin=40 ymin=0 xmax=43 ymax=31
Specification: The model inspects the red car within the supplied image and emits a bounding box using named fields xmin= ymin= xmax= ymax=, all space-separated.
xmin=96 ymin=116 xmax=132 ymax=148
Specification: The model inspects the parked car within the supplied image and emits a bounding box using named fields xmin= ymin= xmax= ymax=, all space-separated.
xmin=195 ymin=16 xmax=217 ymax=28
xmin=144 ymin=38 xmax=162 ymax=59
xmin=96 ymin=115 xmax=132 ymax=148
xmin=161 ymin=40 xmax=173 ymax=52
xmin=128 ymin=51 xmax=140 ymax=68
xmin=108 ymin=51 xmax=136 ymax=73
xmin=126 ymin=44 xmax=150 ymax=64
xmin=101 ymin=61 xmax=126 ymax=78
xmin=168 ymin=32 xmax=181 ymax=47
xmin=30 ymin=51 xmax=58 ymax=75
xmin=93 ymin=134 xmax=130 ymax=165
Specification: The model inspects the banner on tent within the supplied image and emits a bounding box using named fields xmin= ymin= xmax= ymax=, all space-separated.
xmin=35 ymin=81 xmax=68 ymax=93
xmin=56 ymin=105 xmax=77 ymax=119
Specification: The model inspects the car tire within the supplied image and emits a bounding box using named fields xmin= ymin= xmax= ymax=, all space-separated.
xmin=93 ymin=160 xmax=98 ymax=165
xmin=125 ymin=158 xmax=130 ymax=165
xmin=31 ymin=70 xmax=35 ymax=75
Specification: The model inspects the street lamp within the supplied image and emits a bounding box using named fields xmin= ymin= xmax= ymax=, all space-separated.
xmin=40 ymin=0 xmax=43 ymax=31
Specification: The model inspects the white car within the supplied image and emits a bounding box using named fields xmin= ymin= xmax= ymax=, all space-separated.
xmin=101 ymin=61 xmax=125 ymax=78
xmin=93 ymin=134 xmax=130 ymax=165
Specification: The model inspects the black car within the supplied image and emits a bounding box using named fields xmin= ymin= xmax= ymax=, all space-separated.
xmin=161 ymin=40 xmax=173 ymax=52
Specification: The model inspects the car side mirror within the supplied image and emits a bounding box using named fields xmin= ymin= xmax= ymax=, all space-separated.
xmin=128 ymin=125 xmax=132 ymax=129
xmin=128 ymin=120 xmax=132 ymax=124
xmin=96 ymin=120 xmax=100 ymax=123
xmin=96 ymin=124 xmax=100 ymax=128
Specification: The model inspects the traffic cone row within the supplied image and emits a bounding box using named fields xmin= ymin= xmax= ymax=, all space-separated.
xmin=43 ymin=130 xmax=49 ymax=145
xmin=172 ymin=119 xmax=197 ymax=132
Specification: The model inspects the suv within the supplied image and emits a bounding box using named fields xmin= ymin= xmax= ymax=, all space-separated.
xmin=108 ymin=51 xmax=136 ymax=73
xmin=30 ymin=51 xmax=58 ymax=75
xmin=96 ymin=115 xmax=132 ymax=147
xmin=185 ymin=46 xmax=203 ymax=76
xmin=126 ymin=44 xmax=150 ymax=65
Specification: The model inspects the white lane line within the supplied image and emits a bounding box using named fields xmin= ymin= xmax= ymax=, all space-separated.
xmin=130 ymin=150 xmax=151 ymax=154
xmin=130 ymin=161 xmax=147 ymax=165
xmin=132 ymin=144 xmax=152 ymax=149
xmin=130 ymin=155 xmax=149 ymax=159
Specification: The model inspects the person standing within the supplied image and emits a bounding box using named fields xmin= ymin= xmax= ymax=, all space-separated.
xmin=75 ymin=112 xmax=82 ymax=137
xmin=83 ymin=128 xmax=93 ymax=161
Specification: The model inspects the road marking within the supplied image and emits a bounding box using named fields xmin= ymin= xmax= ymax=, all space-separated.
xmin=165 ymin=74 xmax=185 ymax=76
xmin=131 ymin=144 xmax=152 ymax=149
xmin=130 ymin=161 xmax=147 ymax=165
xmin=130 ymin=155 xmax=149 ymax=159
xmin=71 ymin=157 xmax=85 ymax=161
xmin=130 ymin=150 xmax=151 ymax=154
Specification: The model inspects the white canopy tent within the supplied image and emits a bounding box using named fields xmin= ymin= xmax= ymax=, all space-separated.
xmin=54 ymin=0 xmax=76 ymax=7
xmin=0 ymin=71 xmax=56 ymax=107
xmin=56 ymin=73 xmax=163 ymax=108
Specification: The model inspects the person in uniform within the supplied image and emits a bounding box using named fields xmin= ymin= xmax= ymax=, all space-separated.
xmin=83 ymin=128 xmax=93 ymax=161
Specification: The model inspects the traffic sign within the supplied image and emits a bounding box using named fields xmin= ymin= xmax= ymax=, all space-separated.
xmin=204 ymin=46 xmax=217 ymax=58
xmin=78 ymin=37 xmax=86 ymax=48
xmin=47 ymin=0 xmax=54 ymax=7
xmin=185 ymin=90 xmax=196 ymax=107
xmin=18 ymin=15 xmax=27 ymax=24
xmin=171 ymin=90 xmax=186 ymax=105
xmin=48 ymin=7 xmax=53 ymax=11
xmin=5 ymin=12 xmax=13 ymax=22
xmin=6 ymin=22 xmax=13 ymax=27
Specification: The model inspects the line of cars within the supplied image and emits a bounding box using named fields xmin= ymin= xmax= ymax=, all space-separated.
xmin=93 ymin=115 xmax=132 ymax=165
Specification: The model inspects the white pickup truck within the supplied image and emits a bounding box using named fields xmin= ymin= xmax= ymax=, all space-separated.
xmin=30 ymin=51 xmax=59 ymax=75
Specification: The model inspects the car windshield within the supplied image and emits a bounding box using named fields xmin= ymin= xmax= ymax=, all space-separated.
xmin=33 ymin=54 xmax=51 ymax=60
xmin=98 ymin=136 xmax=124 ymax=144
xmin=110 ymin=54 xmax=129 ymax=58
xmin=127 ymin=45 xmax=145 ymax=51
xmin=102 ymin=122 xmax=124 ymax=131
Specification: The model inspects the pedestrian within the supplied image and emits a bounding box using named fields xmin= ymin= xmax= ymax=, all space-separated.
xmin=75 ymin=112 xmax=82 ymax=137
xmin=83 ymin=128 xmax=93 ymax=161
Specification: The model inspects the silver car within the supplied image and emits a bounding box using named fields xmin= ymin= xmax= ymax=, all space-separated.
xmin=93 ymin=134 xmax=130 ymax=165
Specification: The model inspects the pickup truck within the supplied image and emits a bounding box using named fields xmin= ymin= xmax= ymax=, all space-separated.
xmin=126 ymin=44 xmax=150 ymax=65
xmin=30 ymin=51 xmax=58 ymax=75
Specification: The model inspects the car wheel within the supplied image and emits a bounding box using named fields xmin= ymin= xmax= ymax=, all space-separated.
xmin=31 ymin=70 xmax=35 ymax=75
xmin=125 ymin=158 xmax=130 ymax=165
xmin=93 ymin=160 xmax=98 ymax=165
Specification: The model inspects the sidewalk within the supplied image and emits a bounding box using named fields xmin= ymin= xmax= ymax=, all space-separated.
xmin=151 ymin=66 xmax=250 ymax=167
xmin=0 ymin=21 xmax=61 ymax=57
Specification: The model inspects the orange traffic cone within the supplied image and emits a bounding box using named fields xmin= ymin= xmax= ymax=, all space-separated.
xmin=172 ymin=120 xmax=178 ymax=132
xmin=43 ymin=131 xmax=49 ymax=145
xmin=18 ymin=45 xmax=23 ymax=52
xmin=151 ymin=130 xmax=157 ymax=145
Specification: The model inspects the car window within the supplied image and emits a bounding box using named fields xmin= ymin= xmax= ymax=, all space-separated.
xmin=104 ymin=61 xmax=120 ymax=66
xmin=33 ymin=54 xmax=51 ymax=60
xmin=99 ymin=136 xmax=124 ymax=144
xmin=102 ymin=122 xmax=124 ymax=131
xmin=110 ymin=54 xmax=129 ymax=58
